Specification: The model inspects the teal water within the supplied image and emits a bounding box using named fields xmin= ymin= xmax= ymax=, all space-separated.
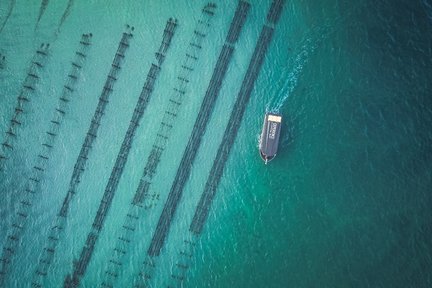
xmin=1 ymin=0 xmax=432 ymax=287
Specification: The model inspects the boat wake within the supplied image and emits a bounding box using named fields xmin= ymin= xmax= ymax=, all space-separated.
xmin=256 ymin=132 xmax=261 ymax=148
xmin=271 ymin=38 xmax=314 ymax=112
xmin=268 ymin=22 xmax=332 ymax=113
xmin=267 ymin=1 xmax=367 ymax=113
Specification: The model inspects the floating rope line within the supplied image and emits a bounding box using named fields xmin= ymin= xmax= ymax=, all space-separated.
xmin=0 ymin=34 xmax=92 ymax=287
xmin=26 ymin=27 xmax=133 ymax=288
xmin=163 ymin=1 xmax=284 ymax=286
xmin=55 ymin=27 xmax=134 ymax=288
xmin=35 ymin=0 xmax=76 ymax=33
xmin=92 ymin=4 xmax=215 ymax=288
xmin=190 ymin=0 xmax=284 ymax=235
xmin=35 ymin=0 xmax=49 ymax=30
xmin=58 ymin=0 xmax=75 ymax=31
xmin=147 ymin=0 xmax=250 ymax=258
xmin=0 ymin=0 xmax=15 ymax=34
xmin=48 ymin=19 xmax=176 ymax=288
xmin=0 ymin=53 xmax=5 ymax=69
xmin=133 ymin=2 xmax=249 ymax=286
xmin=95 ymin=20 xmax=179 ymax=288
xmin=0 ymin=43 xmax=50 ymax=173
xmin=266 ymin=0 xmax=284 ymax=24
xmin=164 ymin=235 xmax=198 ymax=288
xmin=20 ymin=33 xmax=92 ymax=288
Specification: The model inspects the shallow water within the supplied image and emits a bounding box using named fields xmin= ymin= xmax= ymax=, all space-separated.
xmin=0 ymin=0 xmax=431 ymax=287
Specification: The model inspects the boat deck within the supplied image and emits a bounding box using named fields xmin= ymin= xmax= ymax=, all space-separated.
xmin=259 ymin=113 xmax=282 ymax=163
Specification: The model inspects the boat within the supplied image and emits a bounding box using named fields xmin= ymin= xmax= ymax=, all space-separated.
xmin=259 ymin=112 xmax=282 ymax=164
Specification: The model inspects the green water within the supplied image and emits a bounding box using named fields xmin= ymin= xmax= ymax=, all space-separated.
xmin=1 ymin=0 xmax=431 ymax=287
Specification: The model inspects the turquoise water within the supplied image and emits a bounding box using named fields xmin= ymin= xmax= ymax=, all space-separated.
xmin=1 ymin=0 xmax=432 ymax=287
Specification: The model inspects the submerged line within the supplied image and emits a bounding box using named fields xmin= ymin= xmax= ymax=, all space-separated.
xmin=155 ymin=1 xmax=285 ymax=286
xmin=35 ymin=0 xmax=49 ymax=30
xmin=147 ymin=0 xmax=250 ymax=259
xmin=190 ymin=0 xmax=284 ymax=236
xmin=27 ymin=34 xmax=92 ymax=288
xmin=95 ymin=5 xmax=216 ymax=287
xmin=0 ymin=0 xmax=15 ymax=34
xmin=0 ymin=35 xmax=91 ymax=287
xmin=98 ymin=18 xmax=178 ymax=288
xmin=0 ymin=53 xmax=5 ymax=69
xmin=58 ymin=0 xmax=75 ymax=31
xmin=0 ymin=44 xmax=50 ymax=173
xmin=60 ymin=28 xmax=134 ymax=288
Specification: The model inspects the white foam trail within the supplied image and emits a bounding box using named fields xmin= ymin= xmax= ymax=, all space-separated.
xmin=267 ymin=3 xmax=365 ymax=113
xmin=256 ymin=133 xmax=261 ymax=148
xmin=269 ymin=17 xmax=338 ymax=112
xmin=272 ymin=39 xmax=314 ymax=112
xmin=269 ymin=26 xmax=325 ymax=113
